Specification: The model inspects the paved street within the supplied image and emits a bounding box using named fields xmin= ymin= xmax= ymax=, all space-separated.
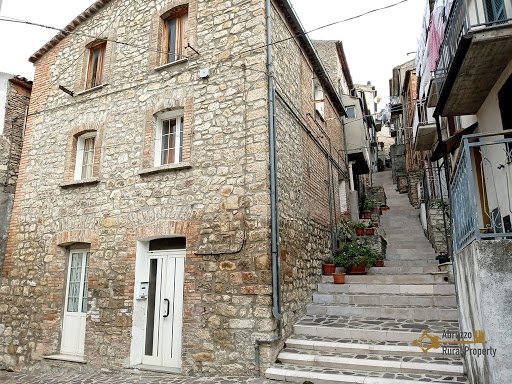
xmin=0 ymin=371 xmax=283 ymax=384
xmin=0 ymin=372 xmax=285 ymax=384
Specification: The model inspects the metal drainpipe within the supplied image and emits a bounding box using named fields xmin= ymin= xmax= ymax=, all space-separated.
xmin=255 ymin=0 xmax=282 ymax=372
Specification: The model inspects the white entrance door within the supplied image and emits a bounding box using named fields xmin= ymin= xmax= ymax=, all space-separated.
xmin=142 ymin=250 xmax=185 ymax=369
xmin=61 ymin=250 xmax=89 ymax=356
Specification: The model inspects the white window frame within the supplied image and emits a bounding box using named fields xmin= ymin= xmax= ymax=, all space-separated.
xmin=74 ymin=132 xmax=96 ymax=181
xmin=313 ymin=81 xmax=325 ymax=119
xmin=154 ymin=109 xmax=184 ymax=167
xmin=346 ymin=105 xmax=356 ymax=119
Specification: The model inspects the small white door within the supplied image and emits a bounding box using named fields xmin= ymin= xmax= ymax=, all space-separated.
xmin=142 ymin=250 xmax=185 ymax=369
xmin=61 ymin=250 xmax=90 ymax=356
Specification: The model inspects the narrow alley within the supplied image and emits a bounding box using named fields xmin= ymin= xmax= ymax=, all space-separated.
xmin=266 ymin=171 xmax=466 ymax=383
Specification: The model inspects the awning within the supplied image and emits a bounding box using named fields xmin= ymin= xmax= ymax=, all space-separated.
xmin=430 ymin=122 xmax=478 ymax=162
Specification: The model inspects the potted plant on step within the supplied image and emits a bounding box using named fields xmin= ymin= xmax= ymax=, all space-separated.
xmin=365 ymin=222 xmax=376 ymax=235
xmin=322 ymin=256 xmax=336 ymax=275
xmin=380 ymin=204 xmax=390 ymax=212
xmin=375 ymin=254 xmax=384 ymax=267
xmin=332 ymin=272 xmax=346 ymax=284
xmin=353 ymin=222 xmax=366 ymax=236
xmin=361 ymin=199 xmax=376 ymax=219
xmin=335 ymin=242 xmax=376 ymax=275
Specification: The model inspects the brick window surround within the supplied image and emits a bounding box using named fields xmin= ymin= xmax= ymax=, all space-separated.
xmin=142 ymin=99 xmax=193 ymax=171
xmin=63 ymin=127 xmax=104 ymax=184
xmin=75 ymin=37 xmax=115 ymax=92
xmin=148 ymin=0 xmax=197 ymax=69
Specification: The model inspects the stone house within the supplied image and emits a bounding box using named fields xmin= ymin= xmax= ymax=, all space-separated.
xmin=0 ymin=0 xmax=349 ymax=376
xmin=0 ymin=73 xmax=31 ymax=271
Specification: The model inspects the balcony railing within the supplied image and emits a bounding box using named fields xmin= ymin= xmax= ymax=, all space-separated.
xmin=451 ymin=132 xmax=512 ymax=253
xmin=435 ymin=0 xmax=512 ymax=94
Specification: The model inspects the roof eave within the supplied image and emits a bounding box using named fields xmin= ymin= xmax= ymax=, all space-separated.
xmin=29 ymin=0 xmax=112 ymax=64
xmin=274 ymin=0 xmax=347 ymax=117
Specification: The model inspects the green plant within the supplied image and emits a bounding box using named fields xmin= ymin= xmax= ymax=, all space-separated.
xmin=362 ymin=198 xmax=377 ymax=211
xmin=323 ymin=256 xmax=334 ymax=264
xmin=334 ymin=241 xmax=380 ymax=268
xmin=352 ymin=222 xmax=366 ymax=229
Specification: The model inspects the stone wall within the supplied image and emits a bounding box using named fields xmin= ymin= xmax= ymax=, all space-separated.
xmin=366 ymin=186 xmax=386 ymax=207
xmin=268 ymin=4 xmax=347 ymax=367
xmin=0 ymin=78 xmax=31 ymax=272
xmin=0 ymin=0 xmax=347 ymax=376
xmin=407 ymin=170 xmax=423 ymax=209
xmin=0 ymin=0 xmax=271 ymax=375
xmin=426 ymin=199 xmax=449 ymax=253
xmin=454 ymin=240 xmax=512 ymax=384
xmin=390 ymin=144 xmax=406 ymax=183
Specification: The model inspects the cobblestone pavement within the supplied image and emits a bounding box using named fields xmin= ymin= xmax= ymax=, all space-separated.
xmin=0 ymin=372 xmax=285 ymax=384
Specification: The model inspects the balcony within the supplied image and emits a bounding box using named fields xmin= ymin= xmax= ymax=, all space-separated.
xmin=413 ymin=101 xmax=437 ymax=151
xmin=434 ymin=0 xmax=512 ymax=116
xmin=451 ymin=131 xmax=512 ymax=253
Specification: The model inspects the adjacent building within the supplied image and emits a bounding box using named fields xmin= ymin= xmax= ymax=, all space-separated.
xmin=404 ymin=0 xmax=512 ymax=382
xmin=0 ymin=0 xmax=350 ymax=376
xmin=0 ymin=73 xmax=31 ymax=270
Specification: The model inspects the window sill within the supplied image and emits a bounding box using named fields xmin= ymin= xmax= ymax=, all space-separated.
xmin=130 ymin=364 xmax=181 ymax=374
xmin=60 ymin=178 xmax=100 ymax=188
xmin=154 ymin=59 xmax=188 ymax=72
xmin=75 ymin=84 xmax=107 ymax=97
xmin=43 ymin=354 xmax=86 ymax=364
xmin=138 ymin=162 xmax=191 ymax=176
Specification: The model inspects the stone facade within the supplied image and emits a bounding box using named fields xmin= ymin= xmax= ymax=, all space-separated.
xmin=0 ymin=0 xmax=348 ymax=377
xmin=407 ymin=170 xmax=423 ymax=209
xmin=0 ymin=75 xmax=31 ymax=271
xmin=426 ymin=199 xmax=449 ymax=253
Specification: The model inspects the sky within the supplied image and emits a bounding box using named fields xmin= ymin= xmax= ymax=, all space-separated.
xmin=0 ymin=0 xmax=424 ymax=103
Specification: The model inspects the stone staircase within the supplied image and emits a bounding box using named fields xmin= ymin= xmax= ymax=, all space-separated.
xmin=266 ymin=171 xmax=466 ymax=383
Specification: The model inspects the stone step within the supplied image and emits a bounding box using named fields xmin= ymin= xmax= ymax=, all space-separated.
xmin=277 ymin=349 xmax=464 ymax=376
xmin=312 ymin=292 xmax=457 ymax=307
xmin=317 ymin=283 xmax=456 ymax=296
xmin=384 ymin=259 xmax=439 ymax=267
xmin=285 ymin=334 xmax=458 ymax=356
xmin=368 ymin=266 xmax=439 ymax=274
xmin=385 ymin=254 xmax=438 ymax=261
xmin=321 ymin=274 xmax=449 ymax=285
xmin=306 ymin=303 xmax=458 ymax=320
xmin=266 ymin=364 xmax=468 ymax=383
xmin=294 ymin=315 xmax=459 ymax=343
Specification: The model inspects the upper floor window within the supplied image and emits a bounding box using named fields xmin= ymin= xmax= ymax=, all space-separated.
xmin=313 ymin=80 xmax=325 ymax=119
xmin=86 ymin=41 xmax=106 ymax=89
xmin=346 ymin=106 xmax=356 ymax=119
xmin=162 ymin=7 xmax=188 ymax=64
xmin=154 ymin=110 xmax=184 ymax=167
xmin=74 ymin=132 xmax=96 ymax=180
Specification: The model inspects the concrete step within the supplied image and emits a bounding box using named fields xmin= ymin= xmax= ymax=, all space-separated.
xmin=266 ymin=364 xmax=467 ymax=383
xmin=277 ymin=349 xmax=464 ymax=376
xmin=385 ymin=254 xmax=438 ymax=262
xmin=285 ymin=334 xmax=458 ymax=357
xmin=321 ymin=274 xmax=449 ymax=285
xmin=306 ymin=303 xmax=458 ymax=320
xmin=384 ymin=259 xmax=439 ymax=267
xmin=317 ymin=283 xmax=456 ymax=296
xmin=368 ymin=266 xmax=439 ymax=274
xmin=294 ymin=315 xmax=460 ymax=343
xmin=312 ymin=292 xmax=457 ymax=307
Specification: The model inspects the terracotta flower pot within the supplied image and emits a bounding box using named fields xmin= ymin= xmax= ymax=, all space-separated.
xmin=322 ymin=263 xmax=336 ymax=275
xmin=372 ymin=222 xmax=379 ymax=228
xmin=361 ymin=210 xmax=372 ymax=219
xmin=380 ymin=205 xmax=390 ymax=211
xmin=333 ymin=273 xmax=345 ymax=284
xmin=346 ymin=264 xmax=367 ymax=275
xmin=365 ymin=228 xmax=375 ymax=235
xmin=355 ymin=227 xmax=365 ymax=236
xmin=375 ymin=259 xmax=384 ymax=267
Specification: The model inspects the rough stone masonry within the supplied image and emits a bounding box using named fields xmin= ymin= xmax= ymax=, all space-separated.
xmin=0 ymin=0 xmax=348 ymax=377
